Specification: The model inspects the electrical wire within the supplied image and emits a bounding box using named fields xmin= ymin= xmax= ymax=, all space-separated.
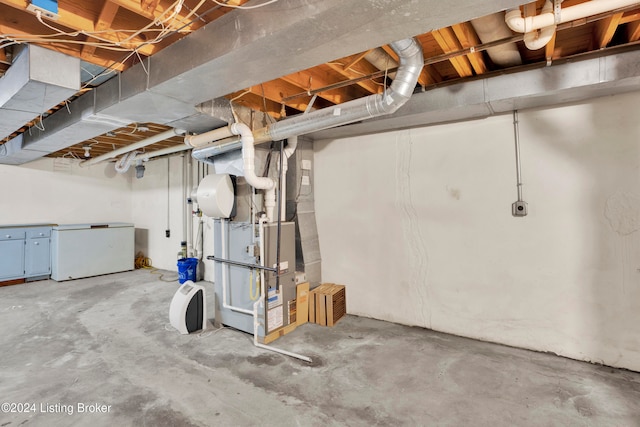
xmin=209 ymin=0 xmax=279 ymax=10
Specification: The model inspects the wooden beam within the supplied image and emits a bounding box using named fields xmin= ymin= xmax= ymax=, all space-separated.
xmin=0 ymin=5 xmax=127 ymax=70
xmin=595 ymin=12 xmax=623 ymax=48
xmin=620 ymin=12 xmax=640 ymax=25
xmin=325 ymin=57 xmax=383 ymax=95
xmin=225 ymin=91 xmax=283 ymax=119
xmin=0 ymin=0 xmax=157 ymax=55
xmin=141 ymin=0 xmax=160 ymax=14
xmin=343 ymin=50 xmax=371 ymax=71
xmin=522 ymin=2 xmax=537 ymax=19
xmin=252 ymin=78 xmax=334 ymax=112
xmin=109 ymin=0 xmax=227 ymax=30
xmin=545 ymin=31 xmax=557 ymax=63
xmin=629 ymin=20 xmax=640 ymax=42
xmin=432 ymin=27 xmax=474 ymax=77
xmin=451 ymin=22 xmax=487 ymax=75
xmin=81 ymin=1 xmax=120 ymax=57
xmin=280 ymin=68 xmax=365 ymax=105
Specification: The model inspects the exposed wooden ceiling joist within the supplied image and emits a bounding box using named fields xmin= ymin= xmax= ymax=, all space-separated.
xmin=2 ymin=0 xmax=640 ymax=160
xmin=595 ymin=12 xmax=624 ymax=48
xmin=451 ymin=22 xmax=488 ymax=75
xmin=432 ymin=27 xmax=475 ymax=78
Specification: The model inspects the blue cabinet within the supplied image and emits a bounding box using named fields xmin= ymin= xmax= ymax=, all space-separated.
xmin=0 ymin=239 xmax=25 ymax=280
xmin=0 ymin=225 xmax=52 ymax=282
xmin=25 ymin=228 xmax=51 ymax=277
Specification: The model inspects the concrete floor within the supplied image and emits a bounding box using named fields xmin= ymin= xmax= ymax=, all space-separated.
xmin=1 ymin=270 xmax=640 ymax=427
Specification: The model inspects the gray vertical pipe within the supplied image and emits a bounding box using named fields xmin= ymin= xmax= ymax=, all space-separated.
xmin=513 ymin=110 xmax=523 ymax=202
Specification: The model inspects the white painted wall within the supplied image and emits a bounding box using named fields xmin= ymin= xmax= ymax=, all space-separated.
xmin=314 ymin=91 xmax=640 ymax=372
xmin=0 ymin=157 xmax=132 ymax=224
xmin=130 ymin=155 xmax=217 ymax=278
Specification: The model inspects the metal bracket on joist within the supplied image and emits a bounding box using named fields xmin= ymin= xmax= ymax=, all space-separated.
xmin=554 ymin=0 xmax=562 ymax=24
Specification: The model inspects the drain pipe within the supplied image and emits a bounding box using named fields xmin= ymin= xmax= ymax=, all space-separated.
xmin=523 ymin=1 xmax=556 ymax=50
xmin=253 ymin=215 xmax=312 ymax=363
xmin=279 ymin=136 xmax=298 ymax=221
xmin=230 ymin=122 xmax=277 ymax=222
xmin=81 ymin=128 xmax=185 ymax=166
xmin=506 ymin=0 xmax=640 ymax=34
xmin=252 ymin=38 xmax=423 ymax=143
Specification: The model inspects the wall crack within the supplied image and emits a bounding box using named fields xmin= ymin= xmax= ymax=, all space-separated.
xmin=395 ymin=131 xmax=431 ymax=328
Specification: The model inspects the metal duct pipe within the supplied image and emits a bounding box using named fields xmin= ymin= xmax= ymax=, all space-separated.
xmin=81 ymin=128 xmax=185 ymax=166
xmin=252 ymin=38 xmax=423 ymax=143
xmin=471 ymin=12 xmax=522 ymax=67
xmin=190 ymin=136 xmax=241 ymax=165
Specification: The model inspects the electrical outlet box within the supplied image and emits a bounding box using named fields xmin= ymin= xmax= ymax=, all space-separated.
xmin=26 ymin=0 xmax=59 ymax=20
xmin=512 ymin=201 xmax=528 ymax=217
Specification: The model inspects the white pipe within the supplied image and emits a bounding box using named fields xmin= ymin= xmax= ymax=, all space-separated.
xmin=220 ymin=218 xmax=253 ymax=315
xmin=187 ymin=154 xmax=194 ymax=257
xmin=279 ymin=136 xmax=298 ymax=221
xmin=231 ymin=123 xmax=275 ymax=191
xmin=523 ymin=1 xmax=556 ymax=50
xmin=139 ymin=144 xmax=191 ymax=161
xmin=182 ymin=154 xmax=187 ymax=248
xmin=184 ymin=126 xmax=234 ymax=148
xmin=81 ymin=128 xmax=185 ymax=166
xmin=253 ymin=215 xmax=311 ymax=363
xmin=114 ymin=150 xmax=138 ymax=173
xmin=252 ymin=300 xmax=312 ymax=363
xmin=506 ymin=0 xmax=640 ymax=33
xmin=229 ymin=122 xmax=277 ymax=222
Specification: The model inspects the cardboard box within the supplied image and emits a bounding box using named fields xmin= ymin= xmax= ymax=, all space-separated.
xmin=296 ymin=282 xmax=310 ymax=326
xmin=310 ymin=283 xmax=346 ymax=327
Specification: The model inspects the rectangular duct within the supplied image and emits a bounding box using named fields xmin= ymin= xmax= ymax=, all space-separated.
xmin=0 ymin=44 xmax=80 ymax=141
xmin=0 ymin=92 xmax=121 ymax=165
xmin=0 ymin=0 xmax=525 ymax=165
xmin=310 ymin=48 xmax=640 ymax=140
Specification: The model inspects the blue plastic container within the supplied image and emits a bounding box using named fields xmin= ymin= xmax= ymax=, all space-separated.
xmin=177 ymin=258 xmax=198 ymax=284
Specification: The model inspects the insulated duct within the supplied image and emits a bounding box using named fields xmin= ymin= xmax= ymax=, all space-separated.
xmin=471 ymin=13 xmax=523 ymax=67
xmin=252 ymin=38 xmax=424 ymax=143
xmin=364 ymin=48 xmax=398 ymax=79
xmin=0 ymin=44 xmax=80 ymax=141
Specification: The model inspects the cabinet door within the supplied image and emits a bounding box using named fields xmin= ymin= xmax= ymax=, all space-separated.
xmin=0 ymin=240 xmax=25 ymax=280
xmin=25 ymin=238 xmax=50 ymax=277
